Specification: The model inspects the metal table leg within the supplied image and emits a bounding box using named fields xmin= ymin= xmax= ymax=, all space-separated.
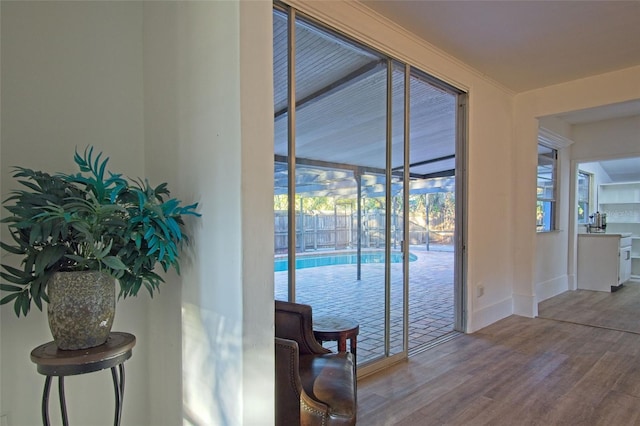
xmin=111 ymin=363 xmax=126 ymax=426
xmin=31 ymin=333 xmax=136 ymax=426
xmin=41 ymin=376 xmax=69 ymax=426
xmin=58 ymin=377 xmax=69 ymax=426
xmin=42 ymin=376 xmax=52 ymax=426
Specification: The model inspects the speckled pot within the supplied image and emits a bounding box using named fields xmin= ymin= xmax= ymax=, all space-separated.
xmin=47 ymin=271 xmax=116 ymax=350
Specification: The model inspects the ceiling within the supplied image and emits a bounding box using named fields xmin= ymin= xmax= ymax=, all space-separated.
xmin=360 ymin=0 xmax=640 ymax=93
xmin=359 ymin=1 xmax=640 ymax=182
xmin=273 ymin=2 xmax=640 ymax=195
xmin=596 ymin=157 xmax=640 ymax=182
xmin=552 ymin=100 xmax=640 ymax=182
xmin=554 ymin=99 xmax=640 ymax=125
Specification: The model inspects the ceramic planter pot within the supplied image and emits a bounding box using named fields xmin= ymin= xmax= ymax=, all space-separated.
xmin=47 ymin=271 xmax=116 ymax=350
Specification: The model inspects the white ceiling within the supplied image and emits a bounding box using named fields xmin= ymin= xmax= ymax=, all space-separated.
xmin=554 ymin=99 xmax=640 ymax=125
xmin=597 ymin=157 xmax=640 ymax=182
xmin=360 ymin=0 xmax=640 ymax=93
xmin=360 ymin=1 xmax=640 ymax=182
xmin=551 ymin=101 xmax=640 ymax=182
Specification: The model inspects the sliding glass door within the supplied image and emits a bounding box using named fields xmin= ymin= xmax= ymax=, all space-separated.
xmin=273 ymin=4 xmax=466 ymax=370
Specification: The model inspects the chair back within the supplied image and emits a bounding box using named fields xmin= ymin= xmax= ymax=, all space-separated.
xmin=275 ymin=300 xmax=328 ymax=355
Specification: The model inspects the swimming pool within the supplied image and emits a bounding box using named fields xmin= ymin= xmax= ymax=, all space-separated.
xmin=274 ymin=251 xmax=417 ymax=272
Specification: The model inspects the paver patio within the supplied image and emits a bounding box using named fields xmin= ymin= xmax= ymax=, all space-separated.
xmin=275 ymin=245 xmax=455 ymax=364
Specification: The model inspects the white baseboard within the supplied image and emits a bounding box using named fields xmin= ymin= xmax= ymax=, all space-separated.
xmin=467 ymin=277 xmax=571 ymax=333
xmin=536 ymin=275 xmax=569 ymax=303
xmin=467 ymin=297 xmax=512 ymax=333
xmin=567 ymin=273 xmax=576 ymax=291
xmin=513 ymin=292 xmax=537 ymax=318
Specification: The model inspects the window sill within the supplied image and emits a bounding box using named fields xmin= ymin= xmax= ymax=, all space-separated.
xmin=537 ymin=229 xmax=563 ymax=234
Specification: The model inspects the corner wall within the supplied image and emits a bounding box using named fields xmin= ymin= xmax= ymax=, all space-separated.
xmin=535 ymin=130 xmax=573 ymax=302
xmin=142 ymin=3 xmax=184 ymax=424
xmin=143 ymin=2 xmax=274 ymax=424
xmin=1 ymin=3 xmax=149 ymax=424
xmin=1 ymin=2 xmax=275 ymax=425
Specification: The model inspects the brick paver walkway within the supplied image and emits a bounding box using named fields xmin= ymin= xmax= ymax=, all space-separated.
xmin=275 ymin=245 xmax=454 ymax=364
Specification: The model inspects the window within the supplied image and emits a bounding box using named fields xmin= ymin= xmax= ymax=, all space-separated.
xmin=537 ymin=144 xmax=557 ymax=232
xmin=577 ymin=170 xmax=592 ymax=224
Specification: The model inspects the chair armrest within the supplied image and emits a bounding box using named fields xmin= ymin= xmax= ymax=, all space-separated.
xmin=276 ymin=337 xmax=331 ymax=425
xmin=300 ymin=353 xmax=356 ymax=425
xmin=301 ymin=391 xmax=332 ymax=425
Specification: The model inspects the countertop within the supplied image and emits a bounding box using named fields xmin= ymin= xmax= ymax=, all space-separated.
xmin=578 ymin=232 xmax=632 ymax=238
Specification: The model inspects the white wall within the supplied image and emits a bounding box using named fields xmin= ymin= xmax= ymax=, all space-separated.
xmin=144 ymin=2 xmax=274 ymax=424
xmin=515 ymin=66 xmax=640 ymax=316
xmin=2 ymin=0 xmax=638 ymax=424
xmin=1 ymin=1 xmax=274 ymax=425
xmin=142 ymin=3 xmax=184 ymax=424
xmin=1 ymin=2 xmax=149 ymax=425
xmin=535 ymin=141 xmax=572 ymax=302
xmin=286 ymin=0 xmax=516 ymax=332
xmin=533 ymin=123 xmax=575 ymax=301
xmin=144 ymin=2 xmax=275 ymax=424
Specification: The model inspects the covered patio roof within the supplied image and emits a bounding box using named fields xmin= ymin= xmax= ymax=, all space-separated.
xmin=273 ymin=9 xmax=458 ymax=198
xmin=274 ymin=160 xmax=455 ymax=199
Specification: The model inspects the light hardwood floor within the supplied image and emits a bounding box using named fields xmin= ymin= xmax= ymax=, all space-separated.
xmin=357 ymin=284 xmax=640 ymax=425
xmin=538 ymin=282 xmax=640 ymax=334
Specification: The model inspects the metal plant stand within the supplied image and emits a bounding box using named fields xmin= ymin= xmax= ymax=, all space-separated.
xmin=31 ymin=332 xmax=136 ymax=426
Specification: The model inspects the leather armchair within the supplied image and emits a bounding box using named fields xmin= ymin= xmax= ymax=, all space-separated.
xmin=275 ymin=300 xmax=356 ymax=426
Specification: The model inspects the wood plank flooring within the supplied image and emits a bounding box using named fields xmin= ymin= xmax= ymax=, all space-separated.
xmin=357 ymin=284 xmax=640 ymax=425
xmin=538 ymin=282 xmax=640 ymax=334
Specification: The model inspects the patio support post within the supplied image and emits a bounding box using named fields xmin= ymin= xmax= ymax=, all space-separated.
xmin=287 ymin=7 xmax=297 ymax=301
xmin=425 ymin=194 xmax=430 ymax=251
xmin=314 ymin=214 xmax=318 ymax=250
xmin=384 ymin=59 xmax=393 ymax=357
xmin=333 ymin=202 xmax=338 ymax=250
xmin=403 ymin=63 xmax=411 ymax=354
xmin=392 ymin=195 xmax=397 ymax=250
xmin=300 ymin=197 xmax=305 ymax=252
xmin=356 ymin=171 xmax=362 ymax=281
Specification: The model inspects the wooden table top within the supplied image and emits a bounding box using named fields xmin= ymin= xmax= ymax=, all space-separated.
xmin=31 ymin=332 xmax=136 ymax=376
xmin=313 ymin=316 xmax=359 ymax=335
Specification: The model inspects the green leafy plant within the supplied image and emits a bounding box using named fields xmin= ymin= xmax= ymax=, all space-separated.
xmin=0 ymin=147 xmax=201 ymax=316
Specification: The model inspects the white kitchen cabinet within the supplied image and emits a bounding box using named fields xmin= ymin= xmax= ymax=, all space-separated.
xmin=598 ymin=181 xmax=640 ymax=279
xmin=633 ymin=237 xmax=640 ymax=280
xmin=621 ymin=242 xmax=632 ymax=284
xmin=577 ymin=234 xmax=632 ymax=292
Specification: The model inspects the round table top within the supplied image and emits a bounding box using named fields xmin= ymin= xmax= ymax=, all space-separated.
xmin=313 ymin=316 xmax=359 ymax=335
xmin=31 ymin=332 xmax=136 ymax=375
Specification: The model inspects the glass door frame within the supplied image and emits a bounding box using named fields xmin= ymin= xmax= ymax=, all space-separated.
xmin=275 ymin=3 xmax=468 ymax=375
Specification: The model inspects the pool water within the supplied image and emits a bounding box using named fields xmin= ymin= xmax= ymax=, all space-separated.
xmin=274 ymin=252 xmax=417 ymax=272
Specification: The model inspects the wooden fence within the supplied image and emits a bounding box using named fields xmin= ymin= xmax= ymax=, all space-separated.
xmin=274 ymin=210 xmax=453 ymax=253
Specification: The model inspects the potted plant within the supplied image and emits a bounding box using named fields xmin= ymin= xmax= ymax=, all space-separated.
xmin=0 ymin=147 xmax=200 ymax=349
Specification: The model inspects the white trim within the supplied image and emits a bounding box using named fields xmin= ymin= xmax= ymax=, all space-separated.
xmin=513 ymin=292 xmax=537 ymax=317
xmin=535 ymin=275 xmax=568 ymax=303
xmin=467 ymin=297 xmax=512 ymax=333
xmin=538 ymin=127 xmax=574 ymax=149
